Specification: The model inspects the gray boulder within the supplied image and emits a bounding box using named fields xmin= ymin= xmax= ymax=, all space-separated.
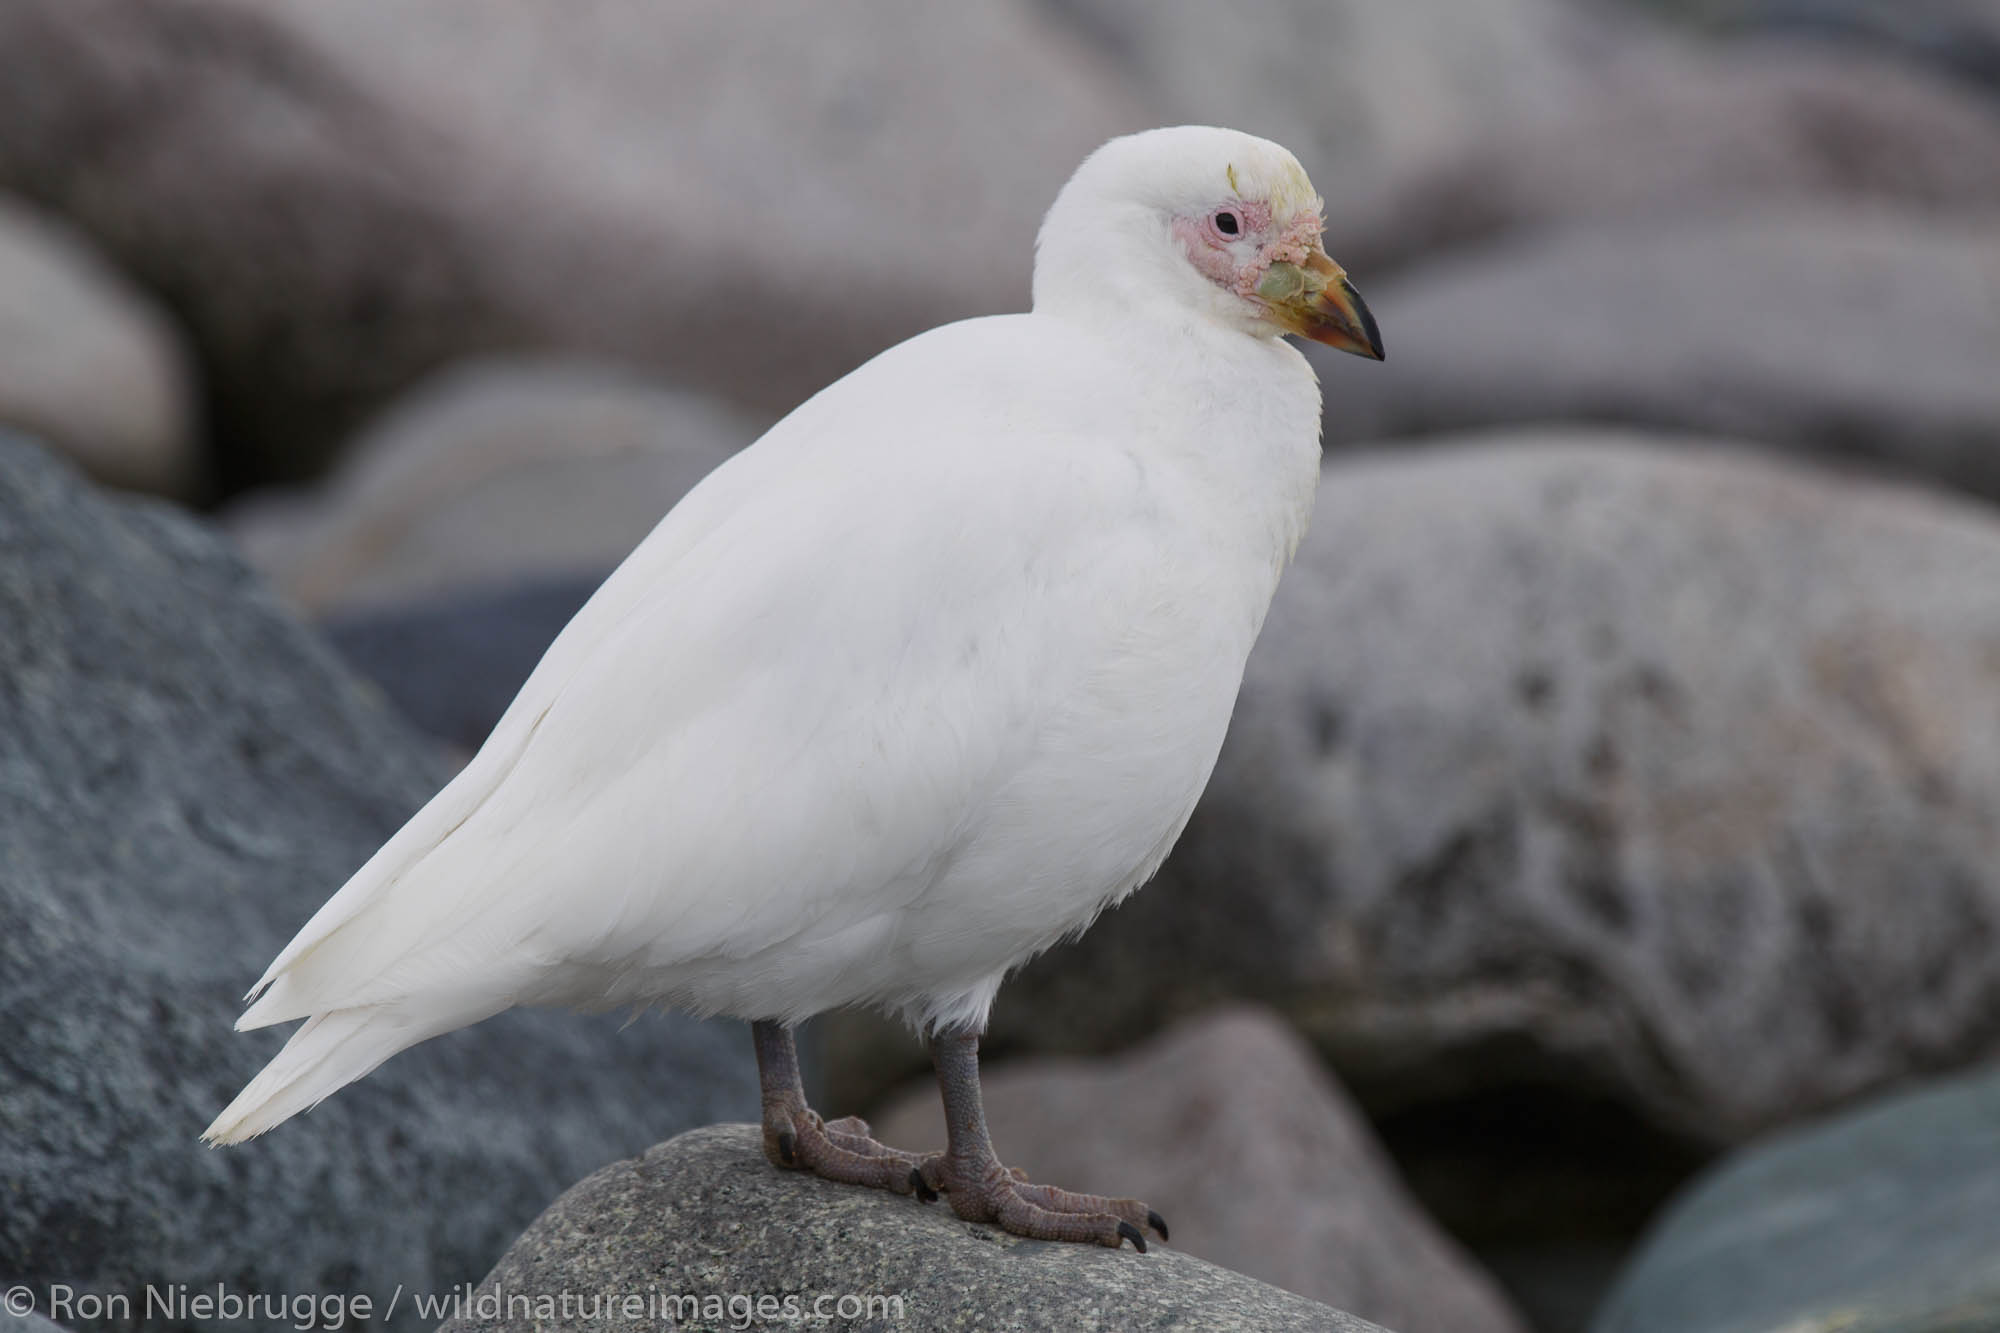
xmin=1331 ymin=39 xmax=2000 ymax=274
xmin=1592 ymin=1063 xmax=2000 ymax=1333
xmin=1608 ymin=0 xmax=2000 ymax=90
xmin=439 ymin=1123 xmax=1389 ymax=1333
xmin=0 ymin=196 xmax=194 ymax=497
xmin=319 ymin=575 xmax=600 ymax=753
xmin=827 ymin=433 xmax=2000 ymax=1146
xmin=0 ymin=1310 xmax=70 ymax=1333
xmin=872 ymin=1007 xmax=1526 ymax=1333
xmin=0 ymin=434 xmax=757 ymax=1328
xmin=1051 ymin=0 xmax=1621 ymax=201
xmin=224 ymin=358 xmax=756 ymax=614
xmin=1316 ymin=213 xmax=2000 ymax=500
xmin=0 ymin=0 xmax=1145 ymax=483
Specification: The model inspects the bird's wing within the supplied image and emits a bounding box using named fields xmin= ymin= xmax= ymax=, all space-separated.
xmin=240 ymin=319 xmax=1156 ymax=1026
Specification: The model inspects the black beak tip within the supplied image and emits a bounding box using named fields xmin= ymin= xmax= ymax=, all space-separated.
xmin=1344 ymin=277 xmax=1386 ymax=361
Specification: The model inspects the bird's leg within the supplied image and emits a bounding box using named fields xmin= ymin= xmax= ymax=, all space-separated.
xmin=915 ymin=1027 xmax=1168 ymax=1251
xmin=751 ymin=1020 xmax=928 ymax=1193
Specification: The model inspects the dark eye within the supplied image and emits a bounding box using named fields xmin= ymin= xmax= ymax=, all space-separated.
xmin=1214 ymin=209 xmax=1241 ymax=236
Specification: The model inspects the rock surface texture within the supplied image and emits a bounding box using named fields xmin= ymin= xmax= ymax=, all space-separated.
xmin=831 ymin=434 xmax=2000 ymax=1145
xmin=0 ymin=435 xmax=757 ymax=1329
xmin=439 ymin=1124 xmax=1389 ymax=1333
xmin=1592 ymin=1063 xmax=2000 ymax=1333
xmin=873 ymin=1007 xmax=1526 ymax=1333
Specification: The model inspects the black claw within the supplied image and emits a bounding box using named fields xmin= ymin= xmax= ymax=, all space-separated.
xmin=1117 ymin=1220 xmax=1147 ymax=1254
xmin=776 ymin=1130 xmax=796 ymax=1166
xmin=910 ymin=1168 xmax=938 ymax=1203
xmin=1148 ymin=1209 xmax=1170 ymax=1241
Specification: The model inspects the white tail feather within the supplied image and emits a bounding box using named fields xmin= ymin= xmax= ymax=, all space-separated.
xmin=202 ymin=996 xmax=500 ymax=1144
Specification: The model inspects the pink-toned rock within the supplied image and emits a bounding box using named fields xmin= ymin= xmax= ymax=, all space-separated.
xmin=872 ymin=1007 xmax=1528 ymax=1333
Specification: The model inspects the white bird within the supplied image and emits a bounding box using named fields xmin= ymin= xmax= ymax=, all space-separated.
xmin=205 ymin=125 xmax=1382 ymax=1249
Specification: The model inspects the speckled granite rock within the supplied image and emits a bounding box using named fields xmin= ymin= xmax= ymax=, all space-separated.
xmin=439 ymin=1124 xmax=1390 ymax=1333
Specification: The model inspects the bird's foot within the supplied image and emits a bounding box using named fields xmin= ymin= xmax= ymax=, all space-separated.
xmin=916 ymin=1154 xmax=1168 ymax=1251
xmin=761 ymin=1105 xmax=930 ymax=1195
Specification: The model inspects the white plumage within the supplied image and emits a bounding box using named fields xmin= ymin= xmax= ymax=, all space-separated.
xmin=206 ymin=126 xmax=1377 ymax=1145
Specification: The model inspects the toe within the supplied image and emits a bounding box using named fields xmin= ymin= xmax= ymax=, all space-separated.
xmin=1007 ymin=1181 xmax=1160 ymax=1238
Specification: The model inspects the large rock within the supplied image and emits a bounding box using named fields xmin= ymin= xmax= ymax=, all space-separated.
xmin=224 ymin=358 xmax=756 ymax=614
xmin=1592 ymin=1062 xmax=2000 ymax=1333
xmin=827 ymin=433 xmax=2000 ymax=1146
xmin=0 ymin=196 xmax=194 ymax=496
xmin=871 ymin=1007 xmax=1526 ymax=1333
xmin=0 ymin=1314 xmax=67 ymax=1333
xmin=0 ymin=0 xmax=1145 ymax=484
xmin=319 ymin=576 xmax=600 ymax=752
xmin=1332 ymin=40 xmax=2000 ymax=274
xmin=1610 ymin=0 xmax=2000 ymax=90
xmin=0 ymin=435 xmax=758 ymax=1329
xmin=1052 ymin=0 xmax=1622 ymax=197
xmin=1315 ymin=213 xmax=2000 ymax=499
xmin=439 ymin=1124 xmax=1387 ymax=1333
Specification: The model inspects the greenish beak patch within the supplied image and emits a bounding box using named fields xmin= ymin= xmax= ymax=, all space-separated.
xmin=1256 ymin=262 xmax=1308 ymax=302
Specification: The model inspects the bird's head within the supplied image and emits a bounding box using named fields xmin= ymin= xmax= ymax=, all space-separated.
xmin=1034 ymin=126 xmax=1383 ymax=360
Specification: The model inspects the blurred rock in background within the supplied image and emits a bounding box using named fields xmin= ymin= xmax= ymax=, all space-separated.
xmin=3 ymin=1 xmax=2000 ymax=1330
xmin=1330 ymin=39 xmax=2000 ymax=274
xmin=1592 ymin=1061 xmax=2000 ymax=1333
xmin=317 ymin=578 xmax=600 ymax=758
xmin=0 ymin=0 xmax=1147 ymax=488
xmin=1313 ymin=215 xmax=2000 ymax=496
xmin=223 ymin=357 xmax=759 ymax=614
xmin=0 ymin=197 xmax=196 ymax=498
xmin=1599 ymin=0 xmax=2000 ymax=90
xmin=1048 ymin=0 xmax=1624 ymax=199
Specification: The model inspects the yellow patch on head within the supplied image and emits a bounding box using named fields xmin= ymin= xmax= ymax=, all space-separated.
xmin=1227 ymin=155 xmax=1319 ymax=224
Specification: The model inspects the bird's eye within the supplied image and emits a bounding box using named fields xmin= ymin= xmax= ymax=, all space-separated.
xmin=1214 ymin=210 xmax=1241 ymax=237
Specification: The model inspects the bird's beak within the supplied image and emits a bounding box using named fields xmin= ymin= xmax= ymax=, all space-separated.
xmin=1256 ymin=245 xmax=1385 ymax=360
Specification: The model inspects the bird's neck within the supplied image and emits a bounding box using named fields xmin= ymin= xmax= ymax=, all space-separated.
xmin=1035 ymin=303 xmax=1325 ymax=587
